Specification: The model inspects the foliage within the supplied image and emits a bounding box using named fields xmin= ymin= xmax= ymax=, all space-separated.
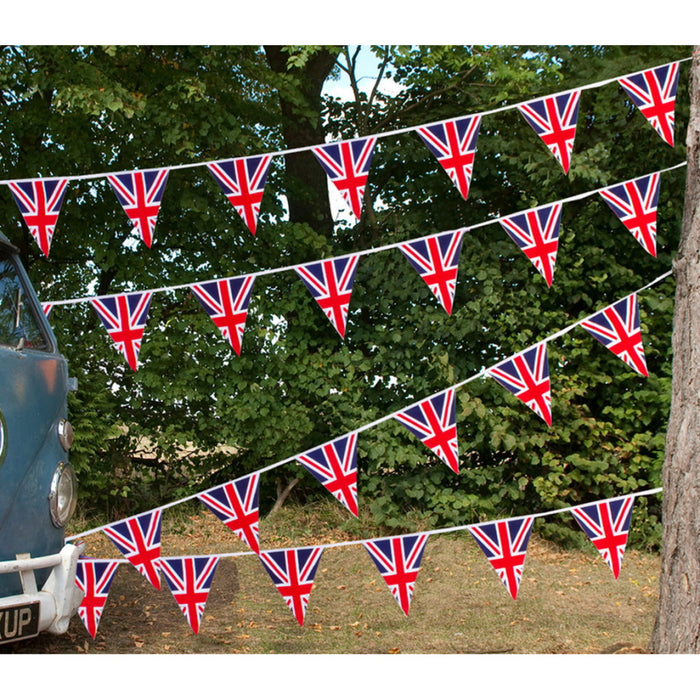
xmin=0 ymin=45 xmax=690 ymax=547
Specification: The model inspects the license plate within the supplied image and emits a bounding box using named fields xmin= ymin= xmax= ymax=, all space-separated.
xmin=0 ymin=601 xmax=39 ymax=644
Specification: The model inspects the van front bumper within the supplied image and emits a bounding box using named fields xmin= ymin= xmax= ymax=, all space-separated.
xmin=0 ymin=542 xmax=84 ymax=643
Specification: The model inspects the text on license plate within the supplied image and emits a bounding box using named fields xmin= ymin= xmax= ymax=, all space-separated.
xmin=0 ymin=601 xmax=39 ymax=644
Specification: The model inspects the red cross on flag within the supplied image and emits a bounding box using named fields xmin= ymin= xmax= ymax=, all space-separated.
xmin=8 ymin=178 xmax=69 ymax=258
xmin=295 ymin=254 xmax=360 ymax=338
xmin=570 ymin=496 xmax=635 ymax=579
xmin=518 ymin=90 xmax=581 ymax=174
xmin=395 ymin=389 xmax=459 ymax=473
xmin=75 ymin=559 xmax=120 ymax=639
xmin=103 ymin=510 xmax=163 ymax=590
xmin=108 ymin=168 xmax=170 ymax=248
xmin=468 ymin=516 xmax=535 ymax=600
xmin=297 ymin=434 xmax=359 ymax=516
xmin=160 ymin=556 xmax=220 ymax=634
xmin=90 ymin=292 xmax=153 ymax=371
xmin=619 ymin=62 xmax=679 ymax=147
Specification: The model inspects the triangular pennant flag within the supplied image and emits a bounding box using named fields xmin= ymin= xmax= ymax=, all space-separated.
xmin=8 ymin=178 xmax=69 ymax=257
xmin=399 ymin=229 xmax=465 ymax=314
xmin=103 ymin=510 xmax=162 ymax=590
xmin=618 ymin=62 xmax=679 ymax=146
xmin=160 ymin=555 xmax=220 ymax=634
xmin=599 ymin=173 xmax=660 ymax=257
xmin=75 ymin=559 xmax=120 ymax=639
xmin=197 ymin=474 xmax=260 ymax=554
xmin=297 ymin=434 xmax=359 ymax=516
xmin=90 ymin=292 xmax=153 ymax=371
xmin=41 ymin=302 xmax=54 ymax=319
xmin=295 ymin=255 xmax=360 ymax=338
xmin=487 ymin=342 xmax=552 ymax=425
xmin=363 ymin=533 xmax=429 ymax=616
xmin=416 ymin=115 xmax=481 ymax=200
xmin=190 ymin=276 xmax=255 ymax=356
xmin=580 ymin=293 xmax=648 ymax=377
xmin=570 ymin=496 xmax=635 ymax=579
xmin=395 ymin=389 xmax=459 ymax=473
xmin=312 ymin=137 xmax=377 ymax=219
xmin=467 ymin=516 xmax=535 ymax=600
xmin=207 ymin=155 xmax=272 ymax=235
xmin=258 ymin=547 xmax=324 ymax=626
xmin=108 ymin=168 xmax=170 ymax=247
xmin=499 ymin=203 xmax=562 ymax=287
xmin=518 ymin=90 xmax=581 ymax=173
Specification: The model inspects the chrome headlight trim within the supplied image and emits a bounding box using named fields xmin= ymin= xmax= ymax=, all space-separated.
xmin=57 ymin=419 xmax=74 ymax=451
xmin=49 ymin=462 xmax=77 ymax=528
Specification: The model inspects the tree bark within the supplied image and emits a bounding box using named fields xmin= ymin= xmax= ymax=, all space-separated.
xmin=650 ymin=48 xmax=700 ymax=653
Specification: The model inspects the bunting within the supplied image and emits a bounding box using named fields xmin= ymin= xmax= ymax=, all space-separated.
xmin=190 ymin=275 xmax=255 ymax=356
xmin=468 ymin=516 xmax=535 ymax=600
xmin=312 ymin=137 xmax=376 ymax=219
xmin=103 ymin=510 xmax=163 ymax=590
xmin=197 ymin=474 xmax=261 ymax=554
xmin=160 ymin=555 xmax=220 ymax=634
xmin=295 ymin=254 xmax=360 ymax=337
xmin=90 ymin=292 xmax=153 ymax=371
xmin=8 ymin=178 xmax=69 ymax=258
xmin=518 ymin=91 xmax=581 ymax=173
xmin=619 ymin=63 xmax=680 ymax=146
xmin=395 ymin=389 xmax=459 ymax=473
xmin=416 ymin=116 xmax=481 ymax=200
xmin=399 ymin=230 xmax=465 ymax=314
xmin=258 ymin=547 xmax=324 ymax=626
xmin=599 ymin=173 xmax=660 ymax=257
xmin=363 ymin=533 xmax=429 ymax=616
xmin=570 ymin=496 xmax=635 ymax=579
xmin=580 ymin=294 xmax=648 ymax=376
xmin=487 ymin=342 xmax=552 ymax=425
xmin=499 ymin=203 xmax=562 ymax=287
xmin=207 ymin=155 xmax=272 ymax=235
xmin=75 ymin=559 xmax=120 ymax=639
xmin=108 ymin=168 xmax=170 ymax=247
xmin=297 ymin=434 xmax=359 ymax=516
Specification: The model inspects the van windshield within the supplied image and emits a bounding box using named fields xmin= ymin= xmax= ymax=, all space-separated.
xmin=0 ymin=251 xmax=49 ymax=351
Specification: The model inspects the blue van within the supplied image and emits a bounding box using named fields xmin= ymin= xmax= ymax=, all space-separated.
xmin=0 ymin=231 xmax=83 ymax=644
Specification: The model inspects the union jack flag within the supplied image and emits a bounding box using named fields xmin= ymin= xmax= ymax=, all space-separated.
xmin=190 ymin=275 xmax=255 ymax=356
xmin=197 ymin=473 xmax=260 ymax=554
xmin=312 ymin=137 xmax=377 ymax=219
xmin=619 ymin=62 xmax=679 ymax=146
xmin=75 ymin=559 xmax=120 ymax=639
xmin=499 ymin=203 xmax=562 ymax=287
xmin=518 ymin=90 xmax=581 ymax=173
xmin=580 ymin=294 xmax=648 ymax=377
xmin=599 ymin=173 xmax=660 ymax=257
xmin=103 ymin=510 xmax=162 ymax=590
xmin=487 ymin=342 xmax=552 ymax=425
xmin=395 ymin=389 xmax=459 ymax=473
xmin=363 ymin=533 xmax=429 ymax=616
xmin=90 ymin=292 xmax=153 ymax=371
xmin=160 ymin=555 xmax=220 ymax=634
xmin=399 ymin=229 xmax=465 ymax=315
xmin=416 ymin=115 xmax=481 ymax=200
xmin=468 ymin=516 xmax=535 ymax=600
xmin=297 ymin=434 xmax=359 ymax=516
xmin=108 ymin=168 xmax=170 ymax=247
xmin=8 ymin=178 xmax=69 ymax=258
xmin=41 ymin=302 xmax=54 ymax=318
xmin=207 ymin=155 xmax=272 ymax=235
xmin=570 ymin=496 xmax=635 ymax=579
xmin=295 ymin=254 xmax=360 ymax=338
xmin=259 ymin=547 xmax=324 ymax=626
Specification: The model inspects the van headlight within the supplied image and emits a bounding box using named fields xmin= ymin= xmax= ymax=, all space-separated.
xmin=49 ymin=462 xmax=77 ymax=527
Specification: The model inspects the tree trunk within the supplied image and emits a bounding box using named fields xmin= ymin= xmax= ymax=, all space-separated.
xmin=650 ymin=48 xmax=700 ymax=653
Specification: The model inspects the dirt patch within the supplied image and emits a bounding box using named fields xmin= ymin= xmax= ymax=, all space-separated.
xmin=3 ymin=508 xmax=660 ymax=654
